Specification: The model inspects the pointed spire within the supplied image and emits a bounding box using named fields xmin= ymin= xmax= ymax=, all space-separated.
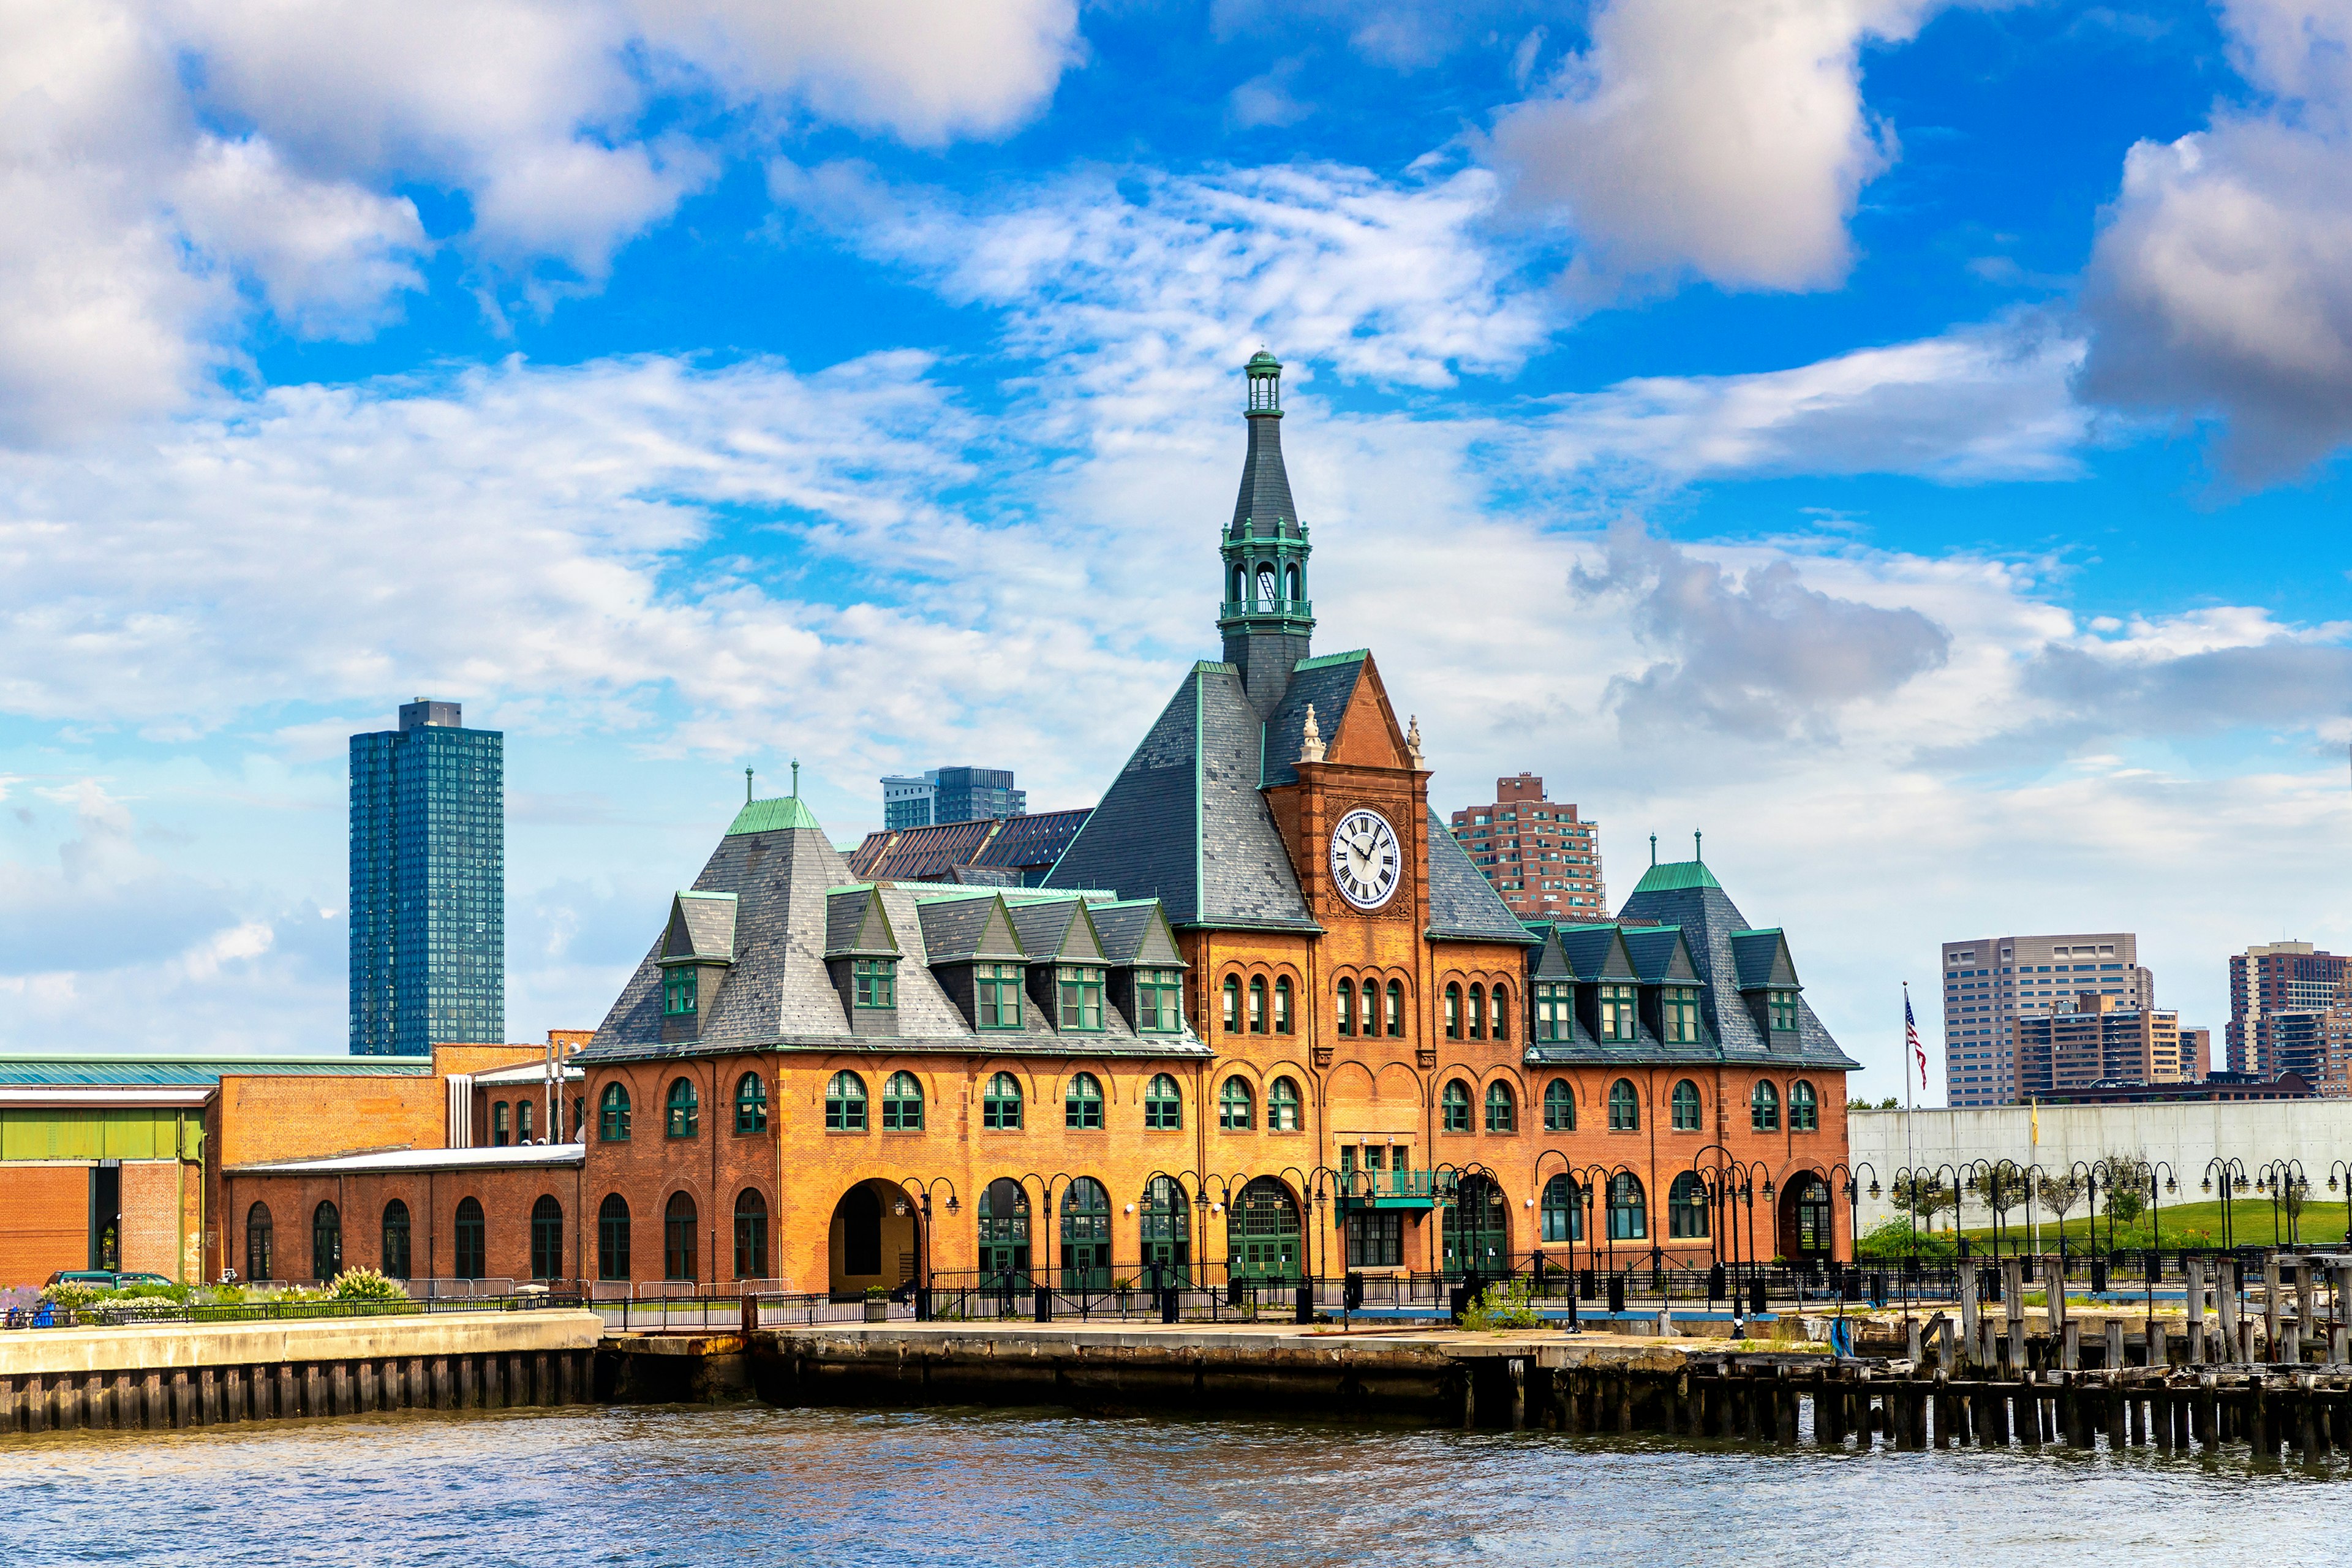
xmin=1298 ymin=703 xmax=1325 ymax=764
xmin=1404 ymin=715 xmax=1423 ymax=768
xmin=1230 ymin=350 xmax=1298 ymax=540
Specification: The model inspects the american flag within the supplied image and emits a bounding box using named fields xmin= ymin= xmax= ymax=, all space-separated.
xmin=1905 ymin=991 xmax=1926 ymax=1089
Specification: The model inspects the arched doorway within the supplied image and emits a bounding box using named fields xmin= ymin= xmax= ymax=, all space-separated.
xmin=828 ymin=1179 xmax=920 ymax=1297
xmin=1227 ymin=1177 xmax=1300 ymax=1284
xmin=1140 ymin=1175 xmax=1191 ymax=1286
xmin=977 ymin=1177 xmax=1030 ymax=1289
xmin=1443 ymin=1175 xmax=1510 ymax=1278
xmin=1779 ymin=1172 xmax=1834 ymax=1262
xmin=1059 ymin=1178 xmax=1111 ymax=1291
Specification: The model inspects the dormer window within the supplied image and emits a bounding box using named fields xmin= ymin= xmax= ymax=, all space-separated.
xmin=1136 ymin=968 xmax=1183 ymax=1033
xmin=1769 ymin=990 xmax=1799 ymax=1033
xmin=1663 ymin=986 xmax=1703 ymax=1044
xmin=663 ymin=968 xmax=696 ymax=1017
xmin=1535 ymin=983 xmax=1571 ymax=1042
xmin=853 ymin=959 xmax=897 ymax=1009
xmin=1599 ymin=983 xmax=1638 ymax=1042
xmin=1058 ymin=966 xmax=1105 ymax=1031
xmin=977 ymin=963 xmax=1023 ymax=1029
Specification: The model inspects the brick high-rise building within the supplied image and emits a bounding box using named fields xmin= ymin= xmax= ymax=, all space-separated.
xmin=2014 ymin=991 xmax=2184 ymax=1098
xmin=1446 ymin=775 xmax=1606 ymax=920
xmin=1940 ymin=933 xmax=2152 ymax=1107
xmin=2226 ymin=941 xmax=2352 ymax=1076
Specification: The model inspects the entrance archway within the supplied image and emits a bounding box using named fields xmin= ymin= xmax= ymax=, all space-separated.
xmin=1443 ymin=1175 xmax=1510 ymax=1278
xmin=1140 ymin=1175 xmax=1191 ymax=1286
xmin=829 ymin=1179 xmax=919 ymax=1297
xmin=1059 ymin=1177 xmax=1111 ymax=1291
xmin=978 ymin=1176 xmax=1031 ymax=1289
xmin=1779 ymin=1172 xmax=1833 ymax=1262
xmin=1227 ymin=1177 xmax=1300 ymax=1283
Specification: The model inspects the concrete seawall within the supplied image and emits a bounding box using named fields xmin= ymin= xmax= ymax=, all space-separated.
xmin=0 ymin=1310 xmax=603 ymax=1436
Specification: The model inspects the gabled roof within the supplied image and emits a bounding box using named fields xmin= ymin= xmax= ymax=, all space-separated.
xmin=1631 ymin=858 xmax=1723 ymax=894
xmin=1619 ymin=870 xmax=1855 ymax=1069
xmin=1623 ymin=926 xmax=1702 ymax=984
xmin=823 ymin=887 xmax=900 ymax=959
xmin=1525 ymin=924 xmax=1578 ymax=979
xmin=1042 ymin=663 xmax=1316 ymax=930
xmin=1427 ymin=807 xmax=1543 ymax=944
xmin=1557 ymin=924 xmax=1640 ymax=981
xmin=1729 ymin=928 xmax=1801 ymax=990
xmin=1260 ymin=650 xmax=1366 ymax=786
xmin=1006 ymin=897 xmax=1106 ymax=963
xmin=913 ymin=892 xmax=1028 ymax=963
xmin=1090 ymin=900 xmax=1188 ymax=969
xmin=664 ymin=891 xmax=738 ymax=963
xmin=845 ymin=807 xmax=1092 ymax=883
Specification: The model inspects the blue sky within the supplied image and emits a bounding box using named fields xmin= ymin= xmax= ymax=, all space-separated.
xmin=5 ymin=0 xmax=2351 ymax=1102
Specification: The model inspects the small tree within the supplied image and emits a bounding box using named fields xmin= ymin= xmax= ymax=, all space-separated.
xmin=1981 ymin=1160 xmax=2026 ymax=1240
xmin=2101 ymin=1153 xmax=2149 ymax=1227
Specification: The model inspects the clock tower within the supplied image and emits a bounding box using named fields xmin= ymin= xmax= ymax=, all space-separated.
xmin=1217 ymin=350 xmax=1315 ymax=718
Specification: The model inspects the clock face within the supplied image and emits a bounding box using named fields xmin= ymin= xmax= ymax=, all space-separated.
xmin=1329 ymin=807 xmax=1401 ymax=911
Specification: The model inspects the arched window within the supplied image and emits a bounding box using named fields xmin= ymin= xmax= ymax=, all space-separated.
xmin=1441 ymin=1078 xmax=1472 ymax=1133
xmin=1484 ymin=1080 xmax=1516 ymax=1134
xmin=492 ymin=1101 xmax=508 ymax=1146
xmin=598 ymin=1194 xmax=631 ymax=1282
xmin=245 ymin=1202 xmax=273 ymax=1282
xmin=1140 ymin=1174 xmax=1191 ymax=1284
xmin=572 ymin=1097 xmax=584 ymax=1143
xmin=1231 ymin=564 xmax=1246 ymax=603
xmin=454 ymin=1197 xmax=486 ymax=1280
xmin=1751 ymin=1080 xmax=1780 ymax=1133
xmin=530 ymin=1195 xmax=563 ymax=1280
xmin=1444 ymin=983 xmax=1463 ymax=1039
xmin=1468 ymin=984 xmax=1486 ymax=1039
xmin=517 ymin=1100 xmax=535 ymax=1144
xmin=1672 ymin=1079 xmax=1703 ymax=1131
xmin=1540 ymin=1175 xmax=1584 ymax=1243
xmin=978 ymin=1177 xmax=1030 ymax=1286
xmin=1668 ymin=1172 xmax=1709 ymax=1239
xmin=1608 ymin=1078 xmax=1639 ymax=1131
xmin=1268 ymin=1076 xmax=1301 ymax=1132
xmin=883 ymin=1071 xmax=924 ymax=1131
xmin=734 ymin=1189 xmax=769 ymax=1280
xmin=1144 ymin=1072 xmax=1182 ymax=1130
xmin=600 ymin=1082 xmax=630 ymax=1140
xmin=663 ymin=1192 xmax=698 ymax=1282
xmin=982 ymin=1071 xmax=1023 ymax=1129
xmin=1790 ymin=1079 xmax=1819 ymax=1132
xmin=380 ymin=1199 xmax=411 ymax=1280
xmin=1219 ymin=1076 xmax=1254 ymax=1130
xmin=1335 ymin=979 xmax=1355 ymax=1036
xmin=1228 ymin=1177 xmax=1301 ymax=1283
xmin=1059 ymin=1177 xmax=1112 ymax=1291
xmin=311 ymin=1200 xmax=342 ymax=1281
xmin=1248 ymin=976 xmax=1268 ymax=1033
xmin=1386 ymin=979 xmax=1404 ymax=1037
xmin=736 ymin=1072 xmax=768 ymax=1134
xmin=1222 ymin=976 xmax=1241 ymax=1033
xmin=825 ymin=1071 xmax=867 ymax=1131
xmin=1284 ymin=561 xmax=1300 ymax=601
xmin=1607 ymin=1173 xmax=1647 ymax=1240
xmin=666 ymin=1077 xmax=699 ymax=1138
xmin=1065 ymin=1072 xmax=1104 ymax=1129
xmin=1273 ymin=977 xmax=1294 ymax=1034
xmin=1491 ymin=984 xmax=1510 ymax=1042
xmin=1543 ymin=1079 xmax=1575 ymax=1132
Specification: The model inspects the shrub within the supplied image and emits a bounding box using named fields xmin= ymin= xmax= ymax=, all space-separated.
xmin=40 ymin=1281 xmax=103 ymax=1315
xmin=1460 ymin=1276 xmax=1544 ymax=1332
xmin=328 ymin=1267 xmax=407 ymax=1303
xmin=1855 ymin=1217 xmax=1955 ymax=1264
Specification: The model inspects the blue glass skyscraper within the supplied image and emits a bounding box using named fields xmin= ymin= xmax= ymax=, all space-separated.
xmin=350 ymin=699 xmax=504 ymax=1055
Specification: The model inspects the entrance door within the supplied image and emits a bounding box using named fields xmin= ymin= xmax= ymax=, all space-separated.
xmin=1443 ymin=1175 xmax=1510 ymax=1278
xmin=1140 ymin=1175 xmax=1191 ymax=1286
xmin=978 ymin=1177 xmax=1031 ymax=1291
xmin=1059 ymin=1177 xmax=1111 ymax=1291
xmin=1782 ymin=1173 xmax=1833 ymax=1261
xmin=1227 ymin=1177 xmax=1300 ymax=1284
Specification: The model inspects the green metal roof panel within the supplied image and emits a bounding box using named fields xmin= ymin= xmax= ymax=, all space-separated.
xmin=0 ymin=1055 xmax=432 ymax=1087
xmin=1631 ymin=859 xmax=1723 ymax=894
xmin=725 ymin=795 xmax=826 ymax=836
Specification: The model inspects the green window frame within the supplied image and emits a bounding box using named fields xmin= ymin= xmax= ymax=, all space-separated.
xmin=1491 ymin=984 xmax=1510 ymax=1042
xmin=1136 ymin=968 xmax=1183 ymax=1033
xmin=1536 ymin=983 xmax=1569 ymax=1042
xmin=1335 ymin=978 xmax=1355 ymax=1036
xmin=982 ymin=1071 xmax=1023 ymax=1129
xmin=977 ymin=964 xmax=1023 ymax=1030
xmin=1484 ymin=1080 xmax=1515 ymax=1133
xmin=599 ymin=1082 xmax=631 ymax=1141
xmin=598 ymin=1194 xmax=630 ymax=1281
xmin=380 ymin=1200 xmax=411 ymax=1280
xmin=1248 ymin=976 xmax=1268 ymax=1034
xmin=734 ymin=1189 xmax=769 ymax=1280
xmin=882 ymin=1071 xmax=924 ymax=1130
xmin=1751 ymin=1080 xmax=1780 ymax=1132
xmin=1268 ymin=1076 xmax=1301 ymax=1131
xmin=825 ymin=1071 xmax=868 ymax=1131
xmin=1600 ymin=984 xmax=1638 ymax=1042
xmin=1058 ymin=966 xmax=1106 ymax=1031
xmin=530 ymin=1194 xmax=563 ymax=1281
xmin=1441 ymin=1078 xmax=1472 ymax=1134
xmin=735 ymin=1072 xmax=767 ymax=1134
xmin=665 ymin=1077 xmax=699 ymax=1139
xmin=663 ymin=967 xmax=696 ymax=1017
xmin=1468 ymin=984 xmax=1485 ymax=1039
xmin=1273 ymin=977 xmax=1294 ymax=1034
xmin=1608 ymin=1078 xmax=1639 ymax=1131
xmin=1668 ymin=1172 xmax=1709 ymax=1239
xmin=1444 ymin=984 xmax=1462 ymax=1039
xmin=1672 ymin=1078 xmax=1702 ymax=1132
xmin=1543 ymin=1078 xmax=1574 ymax=1131
xmin=1385 ymin=980 xmax=1404 ymax=1037
xmin=1664 ymin=986 xmax=1703 ymax=1044
xmin=663 ymin=1192 xmax=698 ymax=1283
xmin=492 ymin=1101 xmax=509 ymax=1146
xmin=1541 ymin=1174 xmax=1583 ymax=1243
xmin=1144 ymin=1072 xmax=1182 ymax=1130
xmin=1065 ymin=1071 xmax=1104 ymax=1129
xmin=1608 ymin=1172 xmax=1646 ymax=1240
xmin=853 ymin=959 xmax=897 ymax=1009
xmin=454 ymin=1197 xmax=486 ymax=1281
xmin=1769 ymin=990 xmax=1800 ymax=1033
xmin=1218 ymin=1076 xmax=1253 ymax=1130
xmin=1223 ymin=976 xmax=1242 ymax=1033
xmin=1790 ymin=1079 xmax=1819 ymax=1132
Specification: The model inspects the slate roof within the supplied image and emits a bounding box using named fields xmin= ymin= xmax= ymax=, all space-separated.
xmin=1616 ymin=862 xmax=1856 ymax=1071
xmin=1231 ymin=404 xmax=1300 ymax=538
xmin=1259 ymin=650 xmax=1366 ymax=787
xmin=1427 ymin=807 xmax=1540 ymax=943
xmin=666 ymin=891 xmax=738 ymax=962
xmin=846 ymin=807 xmax=1091 ymax=884
xmin=1090 ymin=900 xmax=1188 ymax=969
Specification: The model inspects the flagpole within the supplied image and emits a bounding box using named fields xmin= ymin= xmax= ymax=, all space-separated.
xmin=1903 ymin=981 xmax=1917 ymax=1261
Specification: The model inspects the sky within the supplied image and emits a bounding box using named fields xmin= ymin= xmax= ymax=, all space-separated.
xmin=4 ymin=0 xmax=2351 ymax=1104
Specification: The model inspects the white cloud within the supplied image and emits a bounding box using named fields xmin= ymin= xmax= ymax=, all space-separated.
xmin=1488 ymin=0 xmax=1952 ymax=295
xmin=2080 ymin=0 xmax=2352 ymax=476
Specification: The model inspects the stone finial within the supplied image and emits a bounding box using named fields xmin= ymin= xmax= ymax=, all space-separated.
xmin=1299 ymin=703 xmax=1325 ymax=764
xmin=1405 ymin=714 xmax=1424 ymax=768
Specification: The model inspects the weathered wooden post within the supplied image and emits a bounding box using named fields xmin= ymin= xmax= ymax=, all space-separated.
xmin=2060 ymin=1319 xmax=2080 ymax=1372
xmin=2004 ymin=1257 xmax=2027 ymax=1371
xmin=2218 ymin=1261 xmax=2241 ymax=1363
xmin=2105 ymin=1319 xmax=2124 ymax=1371
xmin=2148 ymin=1316 xmax=2168 ymax=1370
xmin=2264 ymin=1254 xmax=2283 ymax=1365
xmin=1959 ymin=1259 xmax=1981 ymax=1368
xmin=2185 ymin=1257 xmax=2207 ymax=1363
xmin=1509 ymin=1359 xmax=1526 ymax=1431
xmin=1932 ymin=1369 xmax=1951 ymax=1449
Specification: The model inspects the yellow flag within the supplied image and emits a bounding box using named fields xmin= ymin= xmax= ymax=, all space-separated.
xmin=2030 ymin=1099 xmax=2040 ymax=1145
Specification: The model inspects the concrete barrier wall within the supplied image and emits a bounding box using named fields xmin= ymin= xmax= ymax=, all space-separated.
xmin=0 ymin=1308 xmax=603 ymax=1379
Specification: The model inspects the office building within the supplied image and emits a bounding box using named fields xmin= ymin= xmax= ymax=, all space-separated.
xmin=880 ymin=767 xmax=1027 ymax=830
xmin=350 ymin=699 xmax=504 ymax=1057
xmin=2226 ymin=941 xmax=2352 ymax=1076
xmin=2013 ymin=991 xmax=2184 ymax=1099
xmin=1446 ymin=775 xmax=1607 ymax=920
xmin=1940 ymin=933 xmax=2153 ymax=1107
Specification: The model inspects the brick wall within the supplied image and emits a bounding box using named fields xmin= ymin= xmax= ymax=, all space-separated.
xmin=118 ymin=1159 xmax=194 ymax=1280
xmin=219 ymin=1161 xmax=589 ymax=1285
xmin=0 ymin=1164 xmax=87 ymax=1285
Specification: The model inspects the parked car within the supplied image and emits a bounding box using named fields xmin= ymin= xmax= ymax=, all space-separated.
xmin=43 ymin=1270 xmax=174 ymax=1291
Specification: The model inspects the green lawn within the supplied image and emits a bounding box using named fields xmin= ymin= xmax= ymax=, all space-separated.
xmin=1936 ymin=1195 xmax=2352 ymax=1250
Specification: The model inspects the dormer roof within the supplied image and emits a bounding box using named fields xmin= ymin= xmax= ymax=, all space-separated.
xmin=663 ymin=891 xmax=737 ymax=964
